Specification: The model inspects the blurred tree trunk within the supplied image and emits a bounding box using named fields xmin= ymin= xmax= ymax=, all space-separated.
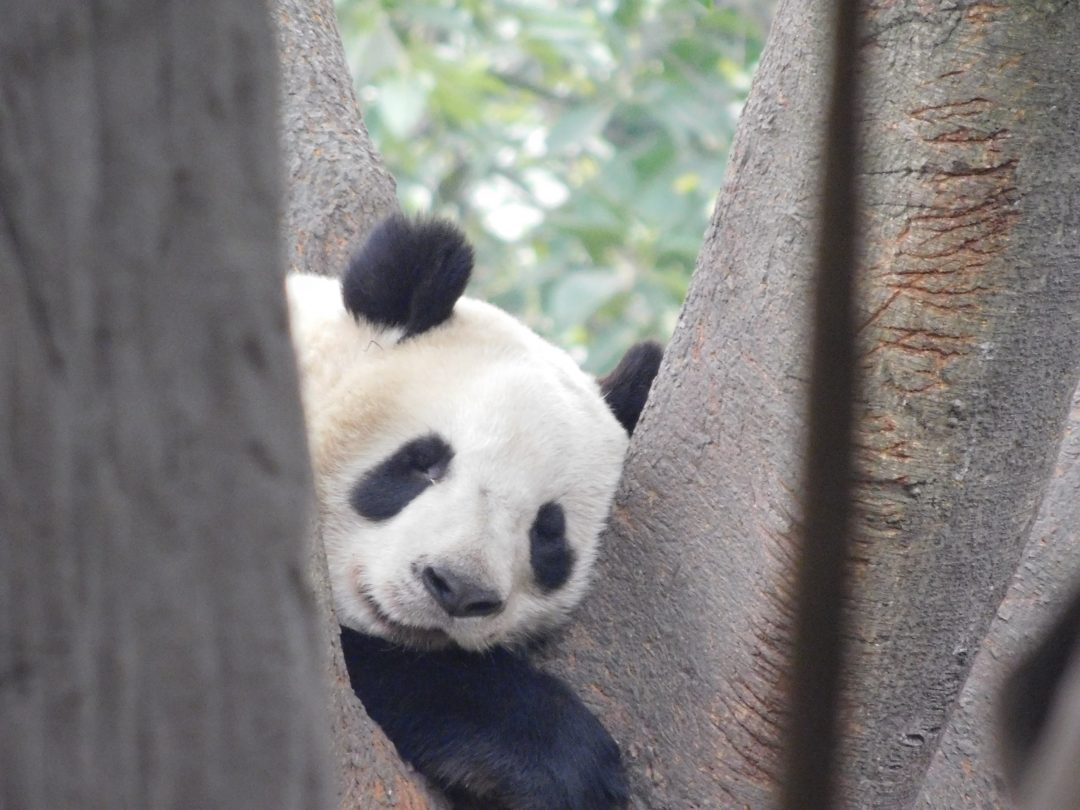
xmin=0 ymin=1 xmax=329 ymax=809
xmin=545 ymin=0 xmax=1080 ymax=807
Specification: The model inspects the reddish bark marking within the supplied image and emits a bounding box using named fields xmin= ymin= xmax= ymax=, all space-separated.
xmin=964 ymin=1 xmax=1007 ymax=24
xmin=926 ymin=126 xmax=1008 ymax=144
xmin=861 ymin=97 xmax=1018 ymax=402
xmin=908 ymin=97 xmax=992 ymax=123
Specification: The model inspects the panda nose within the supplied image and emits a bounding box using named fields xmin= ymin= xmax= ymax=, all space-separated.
xmin=421 ymin=566 xmax=505 ymax=618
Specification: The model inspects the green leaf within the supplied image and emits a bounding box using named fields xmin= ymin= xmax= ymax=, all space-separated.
xmin=376 ymin=76 xmax=430 ymax=138
xmin=547 ymin=103 xmax=614 ymax=154
xmin=548 ymin=270 xmax=624 ymax=330
xmin=335 ymin=0 xmax=773 ymax=365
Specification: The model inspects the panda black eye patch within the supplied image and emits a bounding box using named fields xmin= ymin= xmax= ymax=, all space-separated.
xmin=530 ymin=502 xmax=573 ymax=592
xmin=350 ymin=434 xmax=454 ymax=521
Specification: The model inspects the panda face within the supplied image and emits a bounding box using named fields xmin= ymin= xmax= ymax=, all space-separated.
xmin=309 ymin=298 xmax=630 ymax=650
xmin=288 ymin=216 xmax=662 ymax=651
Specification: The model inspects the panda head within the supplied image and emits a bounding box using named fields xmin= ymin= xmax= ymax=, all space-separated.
xmin=290 ymin=215 xmax=662 ymax=651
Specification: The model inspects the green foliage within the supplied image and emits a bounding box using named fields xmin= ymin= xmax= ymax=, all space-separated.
xmin=336 ymin=0 xmax=767 ymax=371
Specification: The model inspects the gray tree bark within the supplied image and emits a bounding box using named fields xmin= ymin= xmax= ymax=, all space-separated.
xmin=916 ymin=382 xmax=1080 ymax=808
xmin=273 ymin=0 xmax=397 ymax=277
xmin=543 ymin=0 xmax=1080 ymax=807
xmin=269 ymin=2 xmax=442 ymax=808
xmin=0 ymin=1 xmax=330 ymax=809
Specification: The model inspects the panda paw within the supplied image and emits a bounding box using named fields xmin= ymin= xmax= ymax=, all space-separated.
xmin=454 ymin=698 xmax=628 ymax=810
xmin=339 ymin=630 xmax=628 ymax=809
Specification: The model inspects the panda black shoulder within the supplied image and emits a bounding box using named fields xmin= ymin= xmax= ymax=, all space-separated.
xmin=342 ymin=214 xmax=474 ymax=339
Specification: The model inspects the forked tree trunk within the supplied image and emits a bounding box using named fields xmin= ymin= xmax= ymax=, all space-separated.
xmin=1 ymin=1 xmax=329 ymax=808
xmin=543 ymin=0 xmax=1080 ymax=807
xmin=266 ymin=0 xmax=1080 ymax=807
xmin=917 ymin=383 xmax=1080 ymax=808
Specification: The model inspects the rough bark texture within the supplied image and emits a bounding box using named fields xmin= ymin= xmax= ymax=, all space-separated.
xmin=542 ymin=2 xmax=827 ymax=805
xmin=272 ymin=0 xmax=397 ymax=277
xmin=269 ymin=2 xmax=441 ymax=808
xmin=844 ymin=3 xmax=1080 ymax=805
xmin=916 ymin=384 xmax=1080 ymax=809
xmin=0 ymin=2 xmax=330 ymax=808
xmin=544 ymin=0 xmax=1080 ymax=807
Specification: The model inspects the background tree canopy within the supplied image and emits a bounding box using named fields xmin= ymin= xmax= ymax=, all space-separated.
xmin=335 ymin=0 xmax=772 ymax=371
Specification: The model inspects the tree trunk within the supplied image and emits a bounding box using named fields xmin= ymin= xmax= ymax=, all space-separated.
xmin=269 ymin=1 xmax=442 ymax=808
xmin=259 ymin=0 xmax=1080 ymax=806
xmin=273 ymin=0 xmax=397 ymax=277
xmin=916 ymin=381 xmax=1080 ymax=808
xmin=0 ymin=2 xmax=329 ymax=809
xmin=544 ymin=0 xmax=1080 ymax=807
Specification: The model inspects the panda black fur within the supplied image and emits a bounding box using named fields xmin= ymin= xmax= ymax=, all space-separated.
xmin=287 ymin=215 xmax=662 ymax=809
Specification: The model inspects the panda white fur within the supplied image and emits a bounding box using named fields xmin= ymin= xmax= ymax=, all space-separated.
xmin=287 ymin=215 xmax=661 ymax=810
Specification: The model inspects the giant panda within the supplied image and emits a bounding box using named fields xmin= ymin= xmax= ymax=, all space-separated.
xmin=287 ymin=214 xmax=662 ymax=810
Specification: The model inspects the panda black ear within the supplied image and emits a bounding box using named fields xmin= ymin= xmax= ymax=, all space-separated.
xmin=342 ymin=214 xmax=474 ymax=338
xmin=599 ymin=341 xmax=663 ymax=435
